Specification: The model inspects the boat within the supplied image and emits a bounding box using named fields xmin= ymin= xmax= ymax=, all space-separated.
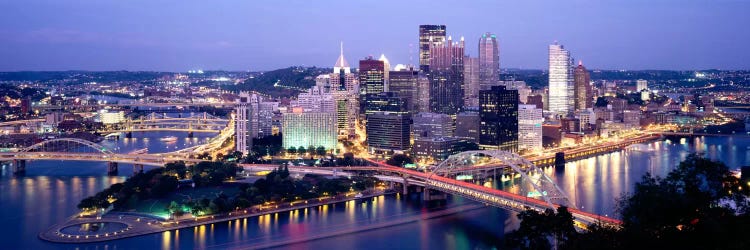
xmin=159 ymin=136 xmax=178 ymax=142
xmin=354 ymin=193 xmax=364 ymax=199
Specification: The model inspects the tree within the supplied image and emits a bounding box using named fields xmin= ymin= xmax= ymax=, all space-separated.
xmin=298 ymin=146 xmax=307 ymax=155
xmin=595 ymin=96 xmax=609 ymax=107
xmin=386 ymin=154 xmax=413 ymax=167
xmin=315 ymin=146 xmax=326 ymax=156
xmin=287 ymin=146 xmax=297 ymax=155
xmin=164 ymin=161 xmax=187 ymax=179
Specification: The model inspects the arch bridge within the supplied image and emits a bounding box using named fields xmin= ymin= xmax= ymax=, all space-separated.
xmin=0 ymin=138 xmax=201 ymax=175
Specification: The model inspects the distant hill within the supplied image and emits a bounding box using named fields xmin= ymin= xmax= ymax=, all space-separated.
xmin=227 ymin=66 xmax=331 ymax=97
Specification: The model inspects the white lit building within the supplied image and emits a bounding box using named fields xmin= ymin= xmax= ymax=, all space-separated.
xmin=97 ymin=110 xmax=125 ymax=124
xmin=636 ymin=79 xmax=648 ymax=92
xmin=518 ymin=104 xmax=543 ymax=151
xmin=548 ymin=43 xmax=574 ymax=116
xmin=235 ymin=92 xmax=259 ymax=154
xmin=292 ymin=86 xmax=336 ymax=113
xmin=282 ymin=108 xmax=338 ymax=152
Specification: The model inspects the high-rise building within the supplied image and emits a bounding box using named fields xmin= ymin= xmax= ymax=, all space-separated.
xmin=518 ymin=104 xmax=543 ymax=152
xmin=455 ymin=111 xmax=480 ymax=143
xmin=379 ymin=54 xmax=390 ymax=91
xmin=359 ymin=56 xmax=386 ymax=95
xmin=412 ymin=112 xmax=453 ymax=140
xmin=258 ymin=101 xmax=279 ymax=138
xmin=479 ymin=86 xmax=519 ymax=152
xmin=292 ymin=86 xmax=336 ymax=113
xmin=478 ymin=32 xmax=500 ymax=90
xmin=235 ymin=92 xmax=259 ymax=154
xmin=389 ymin=66 xmax=419 ymax=112
xmin=419 ymin=25 xmax=447 ymax=72
xmin=548 ymin=43 xmax=574 ymax=116
xmin=282 ymin=108 xmax=338 ymax=152
xmin=636 ymin=79 xmax=648 ymax=92
xmin=333 ymin=91 xmax=358 ymax=138
xmin=463 ymin=56 xmax=480 ymax=107
xmin=366 ymin=112 xmax=411 ymax=155
xmin=429 ymin=36 xmax=465 ymax=115
xmin=364 ymin=92 xmax=409 ymax=115
xmin=574 ymin=61 xmax=591 ymax=111
xmin=416 ymin=74 xmax=431 ymax=113
xmin=331 ymin=43 xmax=358 ymax=92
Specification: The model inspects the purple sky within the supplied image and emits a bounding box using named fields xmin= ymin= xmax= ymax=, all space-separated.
xmin=0 ymin=0 xmax=748 ymax=71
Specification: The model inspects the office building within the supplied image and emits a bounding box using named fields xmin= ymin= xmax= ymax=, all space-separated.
xmin=429 ymin=36 xmax=465 ymax=115
xmin=574 ymin=61 xmax=592 ymax=111
xmin=636 ymin=79 xmax=648 ymax=92
xmin=235 ymin=92 xmax=259 ymax=154
xmin=455 ymin=111 xmax=480 ymax=143
xmin=463 ymin=56 xmax=480 ymax=107
xmin=366 ymin=112 xmax=411 ymax=154
xmin=331 ymin=43 xmax=358 ymax=92
xmin=419 ymin=25 xmax=447 ymax=72
xmin=412 ymin=112 xmax=453 ymax=140
xmin=363 ymin=92 xmax=409 ymax=116
xmin=478 ymin=32 xmax=500 ymax=90
xmin=389 ymin=66 xmax=419 ymax=112
xmin=548 ymin=43 xmax=574 ymax=116
xmin=282 ymin=108 xmax=338 ymax=152
xmin=518 ymin=104 xmax=543 ymax=152
xmin=479 ymin=86 xmax=518 ymax=152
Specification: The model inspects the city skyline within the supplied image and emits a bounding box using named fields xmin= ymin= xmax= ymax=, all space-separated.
xmin=1 ymin=1 xmax=749 ymax=71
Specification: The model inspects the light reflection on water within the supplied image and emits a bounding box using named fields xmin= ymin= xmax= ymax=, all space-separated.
xmin=2 ymin=135 xmax=749 ymax=249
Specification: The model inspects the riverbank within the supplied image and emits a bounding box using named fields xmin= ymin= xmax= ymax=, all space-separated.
xmin=40 ymin=190 xmax=395 ymax=243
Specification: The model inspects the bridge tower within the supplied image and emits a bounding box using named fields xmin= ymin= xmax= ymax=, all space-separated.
xmin=12 ymin=159 xmax=26 ymax=175
xmin=133 ymin=164 xmax=144 ymax=175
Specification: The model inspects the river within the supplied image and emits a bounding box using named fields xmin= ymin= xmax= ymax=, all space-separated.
xmin=1 ymin=134 xmax=748 ymax=249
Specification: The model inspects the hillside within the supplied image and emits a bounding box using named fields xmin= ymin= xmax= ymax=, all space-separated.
xmin=228 ymin=66 xmax=331 ymax=97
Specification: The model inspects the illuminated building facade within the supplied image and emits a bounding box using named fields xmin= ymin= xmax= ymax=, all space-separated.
xmin=463 ymin=56 xmax=479 ymax=107
xmin=574 ymin=61 xmax=592 ymax=111
xmin=388 ymin=67 xmax=419 ymax=113
xmin=429 ymin=36 xmax=465 ymax=115
xmin=235 ymin=92 xmax=259 ymax=154
xmin=518 ymin=104 xmax=543 ymax=152
xmin=478 ymin=32 xmax=499 ymax=90
xmin=412 ymin=112 xmax=453 ymax=140
xmin=282 ymin=108 xmax=338 ymax=152
xmin=548 ymin=43 xmax=574 ymax=116
xmin=479 ymin=85 xmax=518 ymax=152
xmin=366 ymin=112 xmax=411 ymax=155
xmin=419 ymin=24 xmax=447 ymax=72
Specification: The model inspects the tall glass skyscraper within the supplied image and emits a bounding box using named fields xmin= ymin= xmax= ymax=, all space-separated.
xmin=548 ymin=42 xmax=574 ymax=116
xmin=419 ymin=25 xmax=446 ymax=72
xmin=429 ymin=36 xmax=465 ymax=115
xmin=479 ymin=85 xmax=519 ymax=152
xmin=359 ymin=56 xmax=386 ymax=95
xmin=478 ymin=32 xmax=499 ymax=90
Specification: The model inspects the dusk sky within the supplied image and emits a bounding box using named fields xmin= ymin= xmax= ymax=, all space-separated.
xmin=1 ymin=0 xmax=748 ymax=71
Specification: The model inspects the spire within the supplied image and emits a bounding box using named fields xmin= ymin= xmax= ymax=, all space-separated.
xmin=333 ymin=41 xmax=351 ymax=74
xmin=578 ymin=60 xmax=583 ymax=66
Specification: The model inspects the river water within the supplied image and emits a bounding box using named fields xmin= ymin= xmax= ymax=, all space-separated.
xmin=1 ymin=134 xmax=748 ymax=249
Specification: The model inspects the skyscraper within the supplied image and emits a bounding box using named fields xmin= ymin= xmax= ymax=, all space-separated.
xmin=419 ymin=25 xmax=447 ymax=72
xmin=636 ymin=79 xmax=648 ymax=92
xmin=548 ymin=42 xmax=574 ymax=116
xmin=379 ymin=54 xmax=390 ymax=91
xmin=574 ymin=61 xmax=591 ymax=111
xmin=412 ymin=112 xmax=453 ymax=140
xmin=478 ymin=32 xmax=500 ymax=90
xmin=518 ymin=104 xmax=543 ymax=152
xmin=479 ymin=86 xmax=519 ymax=152
xmin=366 ymin=112 xmax=411 ymax=155
xmin=282 ymin=108 xmax=338 ymax=152
xmin=359 ymin=56 xmax=386 ymax=95
xmin=429 ymin=36 xmax=465 ymax=115
xmin=235 ymin=92 xmax=259 ymax=154
xmin=331 ymin=43 xmax=358 ymax=92
xmin=389 ymin=66 xmax=419 ymax=113
xmin=463 ymin=56 xmax=479 ymax=107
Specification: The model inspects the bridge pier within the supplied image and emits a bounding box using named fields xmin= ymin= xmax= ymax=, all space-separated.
xmin=107 ymin=162 xmax=118 ymax=176
xmin=554 ymin=152 xmax=566 ymax=172
xmin=133 ymin=164 xmax=144 ymax=175
xmin=423 ymin=188 xmax=447 ymax=201
xmin=12 ymin=159 xmax=26 ymax=175
xmin=125 ymin=131 xmax=132 ymax=139
xmin=187 ymin=131 xmax=194 ymax=138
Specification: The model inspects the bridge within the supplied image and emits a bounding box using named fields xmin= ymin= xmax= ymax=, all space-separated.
xmin=32 ymin=102 xmax=235 ymax=110
xmin=240 ymin=151 xmax=621 ymax=227
xmin=99 ymin=112 xmax=229 ymax=135
xmin=0 ymin=138 xmax=201 ymax=175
